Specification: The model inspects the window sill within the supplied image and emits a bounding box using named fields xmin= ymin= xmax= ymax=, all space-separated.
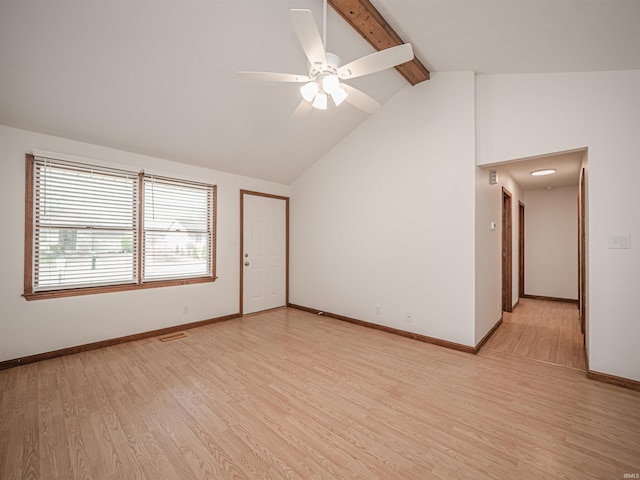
xmin=23 ymin=276 xmax=217 ymax=301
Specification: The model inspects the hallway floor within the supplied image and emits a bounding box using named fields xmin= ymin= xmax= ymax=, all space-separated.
xmin=482 ymin=298 xmax=587 ymax=371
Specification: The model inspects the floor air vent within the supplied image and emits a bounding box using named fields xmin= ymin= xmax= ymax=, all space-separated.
xmin=159 ymin=332 xmax=187 ymax=342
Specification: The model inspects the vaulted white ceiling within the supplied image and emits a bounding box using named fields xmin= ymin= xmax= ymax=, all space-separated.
xmin=1 ymin=1 xmax=639 ymax=184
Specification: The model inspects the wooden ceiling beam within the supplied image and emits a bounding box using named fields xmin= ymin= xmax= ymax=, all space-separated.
xmin=328 ymin=0 xmax=430 ymax=85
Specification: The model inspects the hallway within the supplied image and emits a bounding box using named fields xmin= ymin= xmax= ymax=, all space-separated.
xmin=482 ymin=298 xmax=586 ymax=370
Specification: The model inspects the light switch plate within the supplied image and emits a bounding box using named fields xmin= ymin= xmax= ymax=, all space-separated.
xmin=608 ymin=234 xmax=631 ymax=249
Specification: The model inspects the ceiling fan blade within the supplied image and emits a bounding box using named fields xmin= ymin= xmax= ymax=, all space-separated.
xmin=292 ymin=99 xmax=313 ymax=118
xmin=341 ymin=84 xmax=381 ymax=114
xmin=290 ymin=9 xmax=327 ymax=68
xmin=338 ymin=44 xmax=414 ymax=80
xmin=237 ymin=71 xmax=310 ymax=83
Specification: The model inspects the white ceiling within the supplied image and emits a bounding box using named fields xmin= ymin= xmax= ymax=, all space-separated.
xmin=1 ymin=1 xmax=639 ymax=184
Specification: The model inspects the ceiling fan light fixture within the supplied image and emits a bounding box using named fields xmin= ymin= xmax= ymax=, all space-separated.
xmin=313 ymin=92 xmax=328 ymax=110
xmin=321 ymin=74 xmax=340 ymax=95
xmin=300 ymin=81 xmax=319 ymax=102
xmin=331 ymin=86 xmax=348 ymax=106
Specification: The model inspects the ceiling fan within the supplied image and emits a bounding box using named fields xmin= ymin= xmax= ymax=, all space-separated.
xmin=238 ymin=0 xmax=414 ymax=117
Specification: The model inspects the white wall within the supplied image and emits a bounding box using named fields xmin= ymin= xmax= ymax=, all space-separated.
xmin=0 ymin=125 xmax=289 ymax=362
xmin=477 ymin=70 xmax=640 ymax=382
xmin=475 ymin=166 xmax=523 ymax=343
xmin=290 ymin=72 xmax=477 ymax=347
xmin=524 ymin=185 xmax=578 ymax=300
xmin=4 ymin=69 xmax=638 ymax=385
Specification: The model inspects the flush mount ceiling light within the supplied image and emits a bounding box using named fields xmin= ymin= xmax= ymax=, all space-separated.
xmin=531 ymin=169 xmax=557 ymax=176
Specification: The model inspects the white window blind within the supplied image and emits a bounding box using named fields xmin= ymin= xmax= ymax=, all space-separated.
xmin=33 ymin=157 xmax=138 ymax=291
xmin=142 ymin=176 xmax=214 ymax=282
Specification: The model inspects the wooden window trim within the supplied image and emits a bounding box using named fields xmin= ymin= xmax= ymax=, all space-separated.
xmin=23 ymin=154 xmax=217 ymax=301
xmin=24 ymin=154 xmax=35 ymax=296
xmin=23 ymin=277 xmax=216 ymax=301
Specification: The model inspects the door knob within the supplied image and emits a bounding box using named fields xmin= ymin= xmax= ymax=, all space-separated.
xmin=244 ymin=262 xmax=250 ymax=266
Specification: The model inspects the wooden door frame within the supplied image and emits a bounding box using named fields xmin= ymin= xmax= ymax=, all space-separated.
xmin=502 ymin=188 xmax=513 ymax=313
xmin=518 ymin=201 xmax=525 ymax=298
xmin=578 ymin=168 xmax=586 ymax=335
xmin=239 ymin=190 xmax=290 ymax=316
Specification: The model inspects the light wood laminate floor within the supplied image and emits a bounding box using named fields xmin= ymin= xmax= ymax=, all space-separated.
xmin=1 ymin=308 xmax=638 ymax=479
xmin=483 ymin=298 xmax=587 ymax=370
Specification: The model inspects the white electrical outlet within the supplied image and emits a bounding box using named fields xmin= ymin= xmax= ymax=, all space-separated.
xmin=406 ymin=311 xmax=413 ymax=322
xmin=376 ymin=305 xmax=381 ymax=315
xmin=183 ymin=305 xmax=189 ymax=315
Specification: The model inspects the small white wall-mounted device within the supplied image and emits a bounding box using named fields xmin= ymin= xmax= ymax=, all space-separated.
xmin=608 ymin=234 xmax=631 ymax=249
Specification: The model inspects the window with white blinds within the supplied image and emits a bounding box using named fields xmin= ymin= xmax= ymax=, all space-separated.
xmin=32 ymin=157 xmax=138 ymax=291
xmin=143 ymin=177 xmax=214 ymax=282
xmin=25 ymin=155 xmax=216 ymax=298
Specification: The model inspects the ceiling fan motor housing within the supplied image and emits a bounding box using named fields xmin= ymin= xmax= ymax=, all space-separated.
xmin=310 ymin=52 xmax=342 ymax=79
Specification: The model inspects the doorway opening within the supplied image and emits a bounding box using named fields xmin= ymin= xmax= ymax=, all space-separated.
xmin=502 ymin=188 xmax=513 ymax=313
xmin=483 ymin=148 xmax=588 ymax=370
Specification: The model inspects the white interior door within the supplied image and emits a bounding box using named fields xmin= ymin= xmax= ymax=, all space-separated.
xmin=242 ymin=193 xmax=287 ymax=314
